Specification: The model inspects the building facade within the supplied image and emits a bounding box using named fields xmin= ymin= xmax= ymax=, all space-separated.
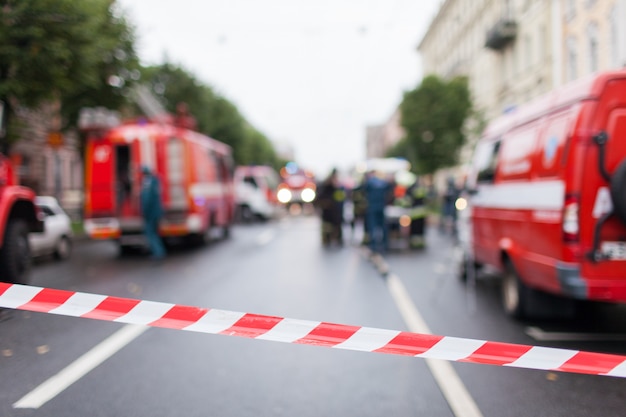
xmin=9 ymin=101 xmax=83 ymax=218
xmin=365 ymin=109 xmax=405 ymax=160
xmin=419 ymin=0 xmax=626 ymax=123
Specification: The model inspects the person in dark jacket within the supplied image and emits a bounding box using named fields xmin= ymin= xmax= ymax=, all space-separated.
xmin=441 ymin=176 xmax=461 ymax=236
xmin=140 ymin=165 xmax=166 ymax=260
xmin=316 ymin=168 xmax=345 ymax=246
xmin=364 ymin=171 xmax=393 ymax=253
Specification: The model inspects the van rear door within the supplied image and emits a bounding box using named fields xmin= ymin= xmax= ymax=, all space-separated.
xmin=578 ymin=77 xmax=626 ymax=301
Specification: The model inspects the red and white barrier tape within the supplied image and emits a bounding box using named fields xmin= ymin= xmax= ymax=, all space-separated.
xmin=2 ymin=282 xmax=626 ymax=378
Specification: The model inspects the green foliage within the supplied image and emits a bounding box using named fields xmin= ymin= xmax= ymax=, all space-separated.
xmin=0 ymin=1 xmax=282 ymax=168
xmin=140 ymin=62 xmax=282 ymax=167
xmin=61 ymin=0 xmax=139 ymax=130
xmin=399 ymin=75 xmax=472 ymax=174
xmin=0 ymin=0 xmax=139 ymax=141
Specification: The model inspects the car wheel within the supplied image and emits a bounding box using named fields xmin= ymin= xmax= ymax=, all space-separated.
xmin=240 ymin=205 xmax=253 ymax=223
xmin=54 ymin=236 xmax=72 ymax=260
xmin=501 ymin=259 xmax=527 ymax=319
xmin=0 ymin=219 xmax=32 ymax=284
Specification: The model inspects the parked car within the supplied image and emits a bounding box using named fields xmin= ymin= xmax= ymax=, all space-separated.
xmin=235 ymin=165 xmax=283 ymax=222
xmin=29 ymin=196 xmax=73 ymax=260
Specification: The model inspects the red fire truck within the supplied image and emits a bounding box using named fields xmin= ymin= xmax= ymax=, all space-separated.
xmin=0 ymin=152 xmax=44 ymax=283
xmin=82 ymin=117 xmax=236 ymax=253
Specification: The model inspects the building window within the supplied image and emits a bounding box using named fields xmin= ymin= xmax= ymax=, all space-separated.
xmin=609 ymin=7 xmax=619 ymax=68
xmin=539 ymin=25 xmax=547 ymax=61
xmin=588 ymin=22 xmax=599 ymax=73
xmin=524 ymin=34 xmax=532 ymax=68
xmin=565 ymin=0 xmax=576 ymax=21
xmin=567 ymin=36 xmax=578 ymax=81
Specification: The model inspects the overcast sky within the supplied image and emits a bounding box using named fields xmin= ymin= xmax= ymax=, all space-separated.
xmin=117 ymin=0 xmax=442 ymax=177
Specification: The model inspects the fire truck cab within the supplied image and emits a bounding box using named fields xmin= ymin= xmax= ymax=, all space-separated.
xmin=83 ymin=118 xmax=235 ymax=252
xmin=462 ymin=70 xmax=626 ymax=319
xmin=0 ymin=153 xmax=44 ymax=283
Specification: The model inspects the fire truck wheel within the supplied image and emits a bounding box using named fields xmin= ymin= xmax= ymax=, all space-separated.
xmin=610 ymin=159 xmax=626 ymax=224
xmin=0 ymin=219 xmax=32 ymax=284
xmin=501 ymin=259 xmax=528 ymax=319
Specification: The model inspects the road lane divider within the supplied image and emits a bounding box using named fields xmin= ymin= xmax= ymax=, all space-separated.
xmin=2 ymin=282 xmax=626 ymax=379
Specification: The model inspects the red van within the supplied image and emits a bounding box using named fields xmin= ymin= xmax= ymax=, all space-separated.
xmin=83 ymin=118 xmax=235 ymax=253
xmin=461 ymin=70 xmax=626 ymax=319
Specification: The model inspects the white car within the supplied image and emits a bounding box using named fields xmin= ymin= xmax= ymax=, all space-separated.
xmin=29 ymin=196 xmax=73 ymax=260
xmin=235 ymin=165 xmax=283 ymax=222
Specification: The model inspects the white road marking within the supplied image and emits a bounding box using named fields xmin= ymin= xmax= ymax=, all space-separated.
xmin=13 ymin=324 xmax=148 ymax=409
xmin=525 ymin=326 xmax=626 ymax=342
xmin=386 ymin=273 xmax=483 ymax=417
xmin=256 ymin=230 xmax=275 ymax=245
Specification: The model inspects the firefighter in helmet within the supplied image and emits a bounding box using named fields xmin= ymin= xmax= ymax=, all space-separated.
xmin=393 ymin=172 xmax=428 ymax=249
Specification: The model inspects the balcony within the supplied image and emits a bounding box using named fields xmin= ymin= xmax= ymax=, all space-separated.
xmin=484 ymin=19 xmax=517 ymax=51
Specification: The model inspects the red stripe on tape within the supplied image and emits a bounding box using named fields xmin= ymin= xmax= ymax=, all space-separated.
xmin=295 ymin=322 xmax=360 ymax=347
xmin=222 ymin=313 xmax=283 ymax=338
xmin=375 ymin=332 xmax=443 ymax=356
xmin=0 ymin=282 xmax=10 ymax=297
xmin=557 ymin=351 xmax=626 ymax=375
xmin=462 ymin=341 xmax=533 ymax=366
xmin=150 ymin=305 xmax=209 ymax=329
xmin=82 ymin=296 xmax=141 ymax=320
xmin=20 ymin=288 xmax=74 ymax=313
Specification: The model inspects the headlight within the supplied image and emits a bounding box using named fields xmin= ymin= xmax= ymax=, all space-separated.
xmin=301 ymin=188 xmax=316 ymax=203
xmin=399 ymin=215 xmax=412 ymax=227
xmin=455 ymin=197 xmax=468 ymax=211
xmin=277 ymin=188 xmax=292 ymax=204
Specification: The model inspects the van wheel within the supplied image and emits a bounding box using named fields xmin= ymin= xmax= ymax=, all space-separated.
xmin=610 ymin=159 xmax=626 ymax=224
xmin=0 ymin=220 xmax=32 ymax=284
xmin=501 ymin=259 xmax=528 ymax=319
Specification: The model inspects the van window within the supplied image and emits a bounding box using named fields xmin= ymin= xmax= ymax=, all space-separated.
xmin=536 ymin=115 xmax=570 ymax=178
xmin=498 ymin=126 xmax=536 ymax=180
xmin=474 ymin=140 xmax=501 ymax=183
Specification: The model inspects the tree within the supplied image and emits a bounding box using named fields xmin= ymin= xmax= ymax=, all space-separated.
xmin=0 ymin=0 xmax=139 ymax=150
xmin=140 ymin=62 xmax=283 ymax=167
xmin=61 ymin=0 xmax=140 ymax=131
xmin=399 ymin=75 xmax=472 ymax=174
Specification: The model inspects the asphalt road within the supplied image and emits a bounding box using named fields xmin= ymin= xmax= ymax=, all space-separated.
xmin=1 ymin=214 xmax=626 ymax=416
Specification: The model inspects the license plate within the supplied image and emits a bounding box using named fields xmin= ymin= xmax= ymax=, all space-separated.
xmin=601 ymin=242 xmax=626 ymax=260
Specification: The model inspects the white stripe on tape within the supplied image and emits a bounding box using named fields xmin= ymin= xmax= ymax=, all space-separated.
xmin=506 ymin=346 xmax=578 ymax=370
xmin=183 ymin=309 xmax=245 ymax=334
xmin=334 ymin=327 xmax=401 ymax=352
xmin=256 ymin=318 xmax=321 ymax=343
xmin=49 ymin=293 xmax=108 ymax=317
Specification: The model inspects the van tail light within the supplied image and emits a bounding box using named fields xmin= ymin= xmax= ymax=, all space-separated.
xmin=562 ymin=193 xmax=580 ymax=242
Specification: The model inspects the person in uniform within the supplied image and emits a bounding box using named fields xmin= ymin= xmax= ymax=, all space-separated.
xmin=316 ymin=168 xmax=346 ymax=246
xmin=140 ymin=166 xmax=166 ymax=260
